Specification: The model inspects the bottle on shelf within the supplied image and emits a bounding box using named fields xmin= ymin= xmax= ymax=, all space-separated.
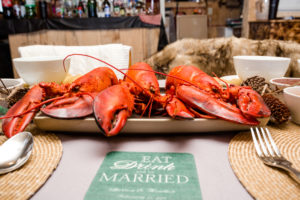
xmin=54 ymin=0 xmax=64 ymax=18
xmin=20 ymin=0 xmax=26 ymax=18
xmin=64 ymin=0 xmax=74 ymax=18
xmin=12 ymin=0 xmax=21 ymax=19
xmin=49 ymin=0 xmax=56 ymax=17
xmin=145 ymin=0 xmax=159 ymax=15
xmin=38 ymin=0 xmax=48 ymax=19
xmin=135 ymin=0 xmax=145 ymax=15
xmin=119 ymin=0 xmax=125 ymax=16
xmin=77 ymin=0 xmax=85 ymax=17
xmin=102 ymin=0 xmax=110 ymax=17
xmin=126 ymin=0 xmax=132 ymax=16
xmin=25 ymin=0 xmax=36 ymax=18
xmin=96 ymin=0 xmax=104 ymax=17
xmin=113 ymin=0 xmax=120 ymax=17
xmin=87 ymin=0 xmax=97 ymax=17
xmin=2 ymin=0 xmax=14 ymax=19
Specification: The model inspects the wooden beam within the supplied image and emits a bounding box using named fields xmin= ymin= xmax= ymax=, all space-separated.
xmin=242 ymin=0 xmax=256 ymax=38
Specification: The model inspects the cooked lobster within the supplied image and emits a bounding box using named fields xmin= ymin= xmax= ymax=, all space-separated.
xmin=93 ymin=62 xmax=164 ymax=137
xmin=1 ymin=67 xmax=118 ymax=138
xmin=1 ymin=55 xmax=271 ymax=138
xmin=165 ymin=65 xmax=271 ymax=125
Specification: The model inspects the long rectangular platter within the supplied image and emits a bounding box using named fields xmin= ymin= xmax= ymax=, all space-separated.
xmin=33 ymin=115 xmax=269 ymax=135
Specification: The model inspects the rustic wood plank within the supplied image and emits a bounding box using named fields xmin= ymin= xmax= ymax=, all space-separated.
xmin=8 ymin=28 xmax=160 ymax=78
xmin=242 ymin=0 xmax=256 ymax=38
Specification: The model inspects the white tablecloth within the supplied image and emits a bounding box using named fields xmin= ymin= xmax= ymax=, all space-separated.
xmin=30 ymin=132 xmax=252 ymax=200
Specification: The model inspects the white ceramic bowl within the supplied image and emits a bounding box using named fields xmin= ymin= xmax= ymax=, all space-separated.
xmin=233 ymin=56 xmax=290 ymax=82
xmin=283 ymin=86 xmax=300 ymax=125
xmin=13 ymin=56 xmax=70 ymax=85
xmin=0 ymin=78 xmax=25 ymax=108
xmin=270 ymin=77 xmax=300 ymax=90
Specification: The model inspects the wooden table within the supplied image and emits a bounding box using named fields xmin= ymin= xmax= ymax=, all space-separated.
xmin=30 ymin=131 xmax=252 ymax=200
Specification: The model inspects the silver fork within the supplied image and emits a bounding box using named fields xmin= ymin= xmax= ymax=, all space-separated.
xmin=251 ymin=127 xmax=300 ymax=184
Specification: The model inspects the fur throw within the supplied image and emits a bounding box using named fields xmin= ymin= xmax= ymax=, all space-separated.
xmin=145 ymin=37 xmax=300 ymax=79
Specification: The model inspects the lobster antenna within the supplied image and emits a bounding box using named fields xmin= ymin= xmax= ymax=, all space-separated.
xmin=63 ymin=54 xmax=203 ymax=94
xmin=119 ymin=68 xmax=202 ymax=90
xmin=212 ymin=72 xmax=230 ymax=98
xmin=63 ymin=54 xmax=154 ymax=96
xmin=0 ymin=95 xmax=66 ymax=119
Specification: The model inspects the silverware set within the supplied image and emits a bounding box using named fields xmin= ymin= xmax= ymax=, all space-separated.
xmin=251 ymin=127 xmax=300 ymax=184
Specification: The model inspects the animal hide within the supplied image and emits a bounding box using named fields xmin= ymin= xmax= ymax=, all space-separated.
xmin=145 ymin=37 xmax=300 ymax=79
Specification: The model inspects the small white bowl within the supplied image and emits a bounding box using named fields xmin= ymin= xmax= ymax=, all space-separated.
xmin=0 ymin=78 xmax=24 ymax=90
xmin=233 ymin=56 xmax=290 ymax=82
xmin=0 ymin=78 xmax=25 ymax=108
xmin=13 ymin=56 xmax=70 ymax=85
xmin=283 ymin=86 xmax=300 ymax=125
xmin=270 ymin=77 xmax=300 ymax=90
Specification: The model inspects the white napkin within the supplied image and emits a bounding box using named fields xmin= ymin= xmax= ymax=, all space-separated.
xmin=18 ymin=44 xmax=132 ymax=79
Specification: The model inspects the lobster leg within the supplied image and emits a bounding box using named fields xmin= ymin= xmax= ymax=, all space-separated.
xmin=93 ymin=85 xmax=134 ymax=137
xmin=176 ymin=85 xmax=259 ymax=126
xmin=2 ymin=85 xmax=45 ymax=138
xmin=166 ymin=97 xmax=194 ymax=119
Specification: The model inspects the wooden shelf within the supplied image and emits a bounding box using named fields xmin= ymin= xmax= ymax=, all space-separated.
xmin=165 ymin=2 xmax=206 ymax=9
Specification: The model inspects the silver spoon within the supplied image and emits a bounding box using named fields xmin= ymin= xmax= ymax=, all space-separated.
xmin=0 ymin=132 xmax=33 ymax=175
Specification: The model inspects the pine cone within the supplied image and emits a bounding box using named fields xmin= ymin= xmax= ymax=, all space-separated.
xmin=241 ymin=76 xmax=278 ymax=94
xmin=262 ymin=93 xmax=290 ymax=124
xmin=7 ymin=86 xmax=29 ymax=108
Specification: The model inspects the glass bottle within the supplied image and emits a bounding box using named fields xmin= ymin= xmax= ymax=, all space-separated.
xmin=87 ymin=0 xmax=97 ymax=17
xmin=25 ymin=0 xmax=36 ymax=18
xmin=135 ymin=0 xmax=144 ymax=15
xmin=20 ymin=0 xmax=26 ymax=18
xmin=77 ymin=0 xmax=85 ymax=17
xmin=255 ymin=0 xmax=269 ymax=20
xmin=113 ymin=0 xmax=120 ymax=17
xmin=13 ymin=0 xmax=21 ymax=18
xmin=145 ymin=0 xmax=159 ymax=15
xmin=64 ymin=0 xmax=73 ymax=18
xmin=39 ymin=0 xmax=48 ymax=18
xmin=119 ymin=0 xmax=125 ymax=16
xmin=2 ymin=0 xmax=14 ymax=19
xmin=102 ymin=0 xmax=110 ymax=17
xmin=54 ymin=0 xmax=64 ymax=18
xmin=96 ymin=0 xmax=104 ymax=17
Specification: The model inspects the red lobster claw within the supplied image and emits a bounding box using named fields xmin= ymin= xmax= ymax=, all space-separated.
xmin=176 ymin=85 xmax=259 ymax=126
xmin=234 ymin=87 xmax=271 ymax=118
xmin=40 ymin=67 xmax=118 ymax=119
xmin=93 ymin=85 xmax=135 ymax=137
xmin=2 ymin=85 xmax=45 ymax=138
xmin=41 ymin=95 xmax=94 ymax=118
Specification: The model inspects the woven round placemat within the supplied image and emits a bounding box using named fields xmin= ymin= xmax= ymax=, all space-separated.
xmin=229 ymin=122 xmax=300 ymax=200
xmin=0 ymin=124 xmax=63 ymax=200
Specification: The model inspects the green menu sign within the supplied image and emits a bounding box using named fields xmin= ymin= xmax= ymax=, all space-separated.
xmin=85 ymin=151 xmax=202 ymax=200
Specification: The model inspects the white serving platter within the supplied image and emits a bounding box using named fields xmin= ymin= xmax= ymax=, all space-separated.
xmin=34 ymin=115 xmax=269 ymax=135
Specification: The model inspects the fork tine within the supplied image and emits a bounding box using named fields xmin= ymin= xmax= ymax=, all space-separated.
xmin=255 ymin=127 xmax=269 ymax=157
xmin=250 ymin=127 xmax=263 ymax=157
xmin=260 ymin=127 xmax=275 ymax=157
xmin=265 ymin=128 xmax=282 ymax=157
